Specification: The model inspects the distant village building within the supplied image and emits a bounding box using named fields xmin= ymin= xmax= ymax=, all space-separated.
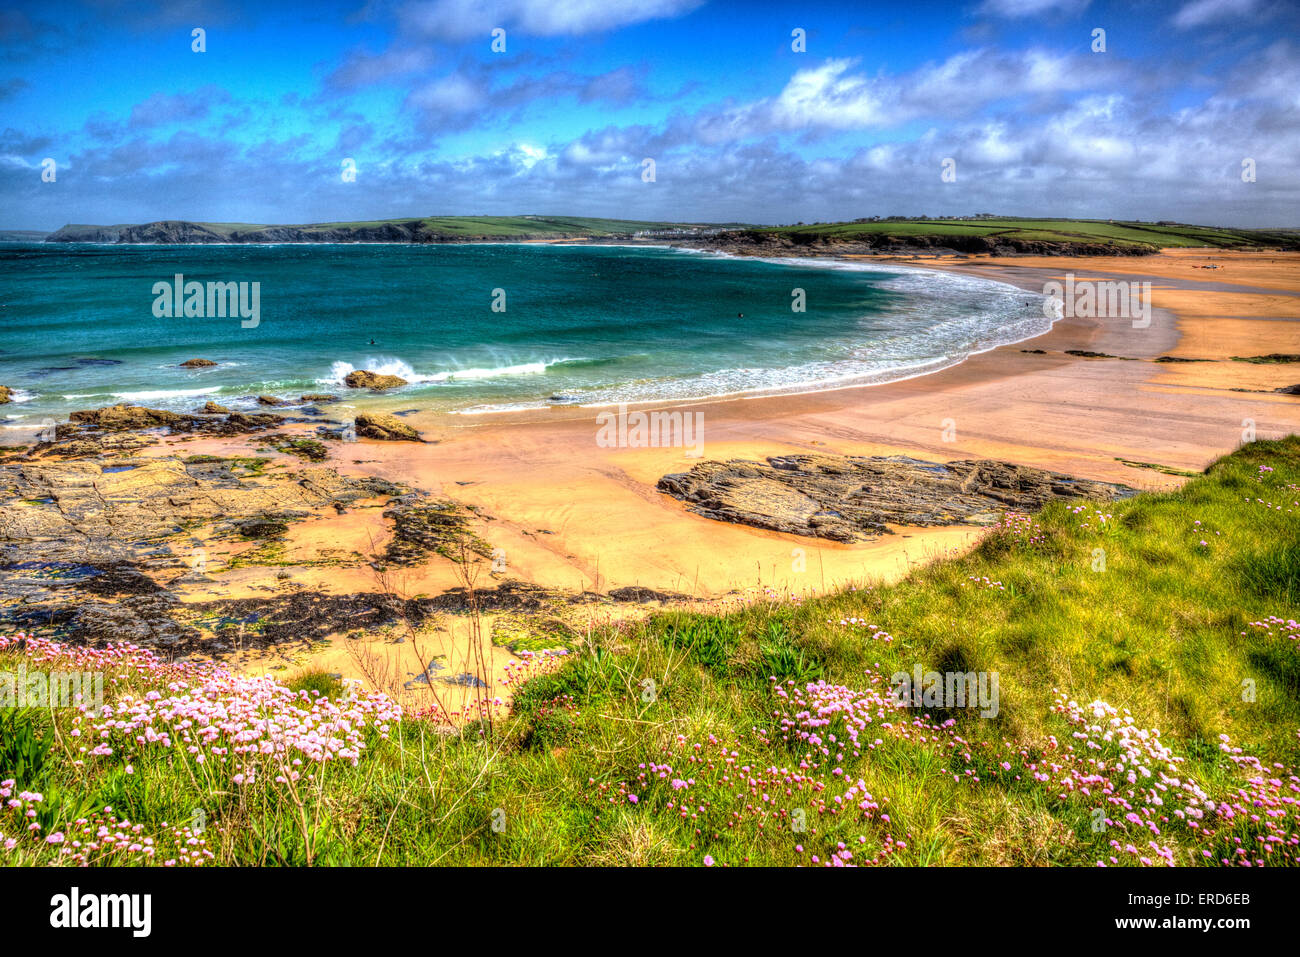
xmin=631 ymin=227 xmax=724 ymax=238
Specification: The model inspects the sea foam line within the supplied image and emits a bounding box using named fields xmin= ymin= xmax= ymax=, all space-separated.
xmin=319 ymin=357 xmax=575 ymax=387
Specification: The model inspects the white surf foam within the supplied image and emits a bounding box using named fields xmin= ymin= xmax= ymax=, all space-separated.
xmin=113 ymin=387 xmax=220 ymax=401
xmin=320 ymin=357 xmax=565 ymax=387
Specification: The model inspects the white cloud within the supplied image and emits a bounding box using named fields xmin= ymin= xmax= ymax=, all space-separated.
xmin=690 ymin=49 xmax=1114 ymax=141
xmin=903 ymin=48 xmax=1106 ymax=114
xmin=511 ymin=142 xmax=548 ymax=169
xmin=768 ymin=59 xmax=891 ymax=130
xmin=407 ymin=72 xmax=485 ymax=116
xmin=1035 ymin=95 xmax=1137 ymax=170
xmin=1172 ymin=0 xmax=1263 ymax=30
xmin=976 ymin=0 xmax=1090 ymax=18
xmin=327 ymin=45 xmax=436 ymax=90
xmin=398 ymin=0 xmax=703 ymax=39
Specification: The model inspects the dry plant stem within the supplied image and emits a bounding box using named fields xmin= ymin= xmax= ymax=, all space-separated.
xmin=452 ymin=541 xmax=493 ymax=734
xmin=363 ymin=529 xmax=457 ymax=723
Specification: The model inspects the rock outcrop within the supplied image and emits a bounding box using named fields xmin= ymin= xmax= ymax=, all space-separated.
xmin=0 ymin=456 xmax=411 ymax=649
xmin=224 ymin=411 xmax=283 ymax=430
xmin=382 ymin=500 xmax=490 ymax=564
xmin=0 ymin=386 xmax=12 ymax=405
xmin=354 ymin=412 xmax=422 ymax=442
xmin=70 ymin=404 xmax=188 ymax=431
xmin=344 ymin=370 xmax=408 ymax=390
xmin=179 ymin=358 xmax=217 ymax=368
xmin=15 ymin=404 xmax=293 ymax=460
xmin=658 ymin=454 xmax=1133 ymax=541
xmin=0 ymin=457 xmax=379 ymax=554
xmin=64 ymin=403 xmax=282 ymax=436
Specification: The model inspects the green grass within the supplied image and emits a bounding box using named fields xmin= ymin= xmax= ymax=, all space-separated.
xmin=3 ymin=438 xmax=1299 ymax=866
xmin=744 ymin=217 xmax=1300 ymax=252
xmin=287 ymin=667 xmax=345 ymax=701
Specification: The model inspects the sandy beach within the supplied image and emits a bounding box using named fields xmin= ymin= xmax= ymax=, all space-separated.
xmin=21 ymin=247 xmax=1296 ymax=693
xmin=232 ymin=248 xmax=1298 ymax=595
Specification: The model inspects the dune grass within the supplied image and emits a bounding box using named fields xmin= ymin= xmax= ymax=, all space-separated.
xmin=2 ymin=438 xmax=1298 ymax=867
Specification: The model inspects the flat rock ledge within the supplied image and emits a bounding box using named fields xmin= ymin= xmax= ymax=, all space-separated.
xmin=0 ymin=455 xmax=410 ymax=649
xmin=4 ymin=404 xmax=308 ymax=460
xmin=657 ymin=453 xmax=1134 ymax=541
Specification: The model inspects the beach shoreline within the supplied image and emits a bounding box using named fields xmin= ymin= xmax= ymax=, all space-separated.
xmin=143 ymin=248 xmax=1299 ymax=599
xmin=4 ymin=247 xmax=1298 ymax=690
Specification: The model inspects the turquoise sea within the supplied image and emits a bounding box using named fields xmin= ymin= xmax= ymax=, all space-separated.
xmin=0 ymin=243 xmax=1047 ymax=428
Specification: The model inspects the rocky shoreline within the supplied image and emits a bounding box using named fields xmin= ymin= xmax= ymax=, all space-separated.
xmin=673 ymin=231 xmax=1157 ymax=258
xmin=0 ymin=402 xmax=405 ymax=649
xmin=0 ymin=393 xmax=1144 ymax=658
xmin=0 ymin=401 xmax=681 ymax=656
xmin=0 ymin=394 xmax=1142 ymax=657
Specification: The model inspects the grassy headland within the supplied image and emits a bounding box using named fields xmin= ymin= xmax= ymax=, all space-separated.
xmin=2 ymin=438 xmax=1298 ymax=866
xmin=42 ymin=215 xmax=730 ymax=244
xmin=40 ymin=214 xmax=1300 ymax=252
xmin=719 ymin=217 xmax=1300 ymax=255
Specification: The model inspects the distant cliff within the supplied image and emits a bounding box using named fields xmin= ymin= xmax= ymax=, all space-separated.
xmin=47 ymin=220 xmax=436 ymax=243
xmin=0 ymin=229 xmax=52 ymax=242
xmin=45 ymin=218 xmax=674 ymax=244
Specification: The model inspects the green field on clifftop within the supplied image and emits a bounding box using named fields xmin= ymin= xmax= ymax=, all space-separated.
xmin=746 ymin=217 xmax=1300 ymax=251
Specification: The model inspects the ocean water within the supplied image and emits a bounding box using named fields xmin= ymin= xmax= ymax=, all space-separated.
xmin=0 ymin=243 xmax=1048 ymax=427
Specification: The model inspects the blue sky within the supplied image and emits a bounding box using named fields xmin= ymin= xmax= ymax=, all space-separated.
xmin=2 ymin=0 xmax=1298 ymax=229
